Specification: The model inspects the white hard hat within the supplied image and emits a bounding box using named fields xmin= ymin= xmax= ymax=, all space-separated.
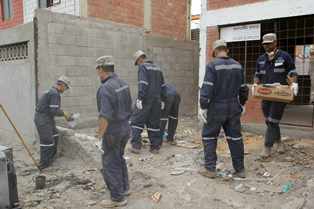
xmin=212 ymin=39 xmax=227 ymax=51
xmin=133 ymin=50 xmax=146 ymax=65
xmin=96 ymin=55 xmax=115 ymax=68
xmin=262 ymin=33 xmax=277 ymax=44
xmin=57 ymin=75 xmax=71 ymax=89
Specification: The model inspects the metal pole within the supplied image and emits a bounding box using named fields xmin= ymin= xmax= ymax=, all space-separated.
xmin=0 ymin=104 xmax=41 ymax=171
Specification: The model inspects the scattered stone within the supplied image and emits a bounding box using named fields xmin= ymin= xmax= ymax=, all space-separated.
xmin=292 ymin=144 xmax=305 ymax=149
xmin=87 ymin=201 xmax=97 ymax=207
xmin=152 ymin=192 xmax=162 ymax=203
xmin=234 ymin=184 xmax=247 ymax=193
xmin=250 ymin=187 xmax=257 ymax=192
xmin=170 ymin=169 xmax=185 ymax=176
xmin=263 ymin=172 xmax=271 ymax=177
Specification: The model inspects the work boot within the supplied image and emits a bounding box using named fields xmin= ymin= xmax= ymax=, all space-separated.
xmin=129 ymin=147 xmax=140 ymax=154
xmin=276 ymin=142 xmax=285 ymax=154
xmin=150 ymin=148 xmax=160 ymax=154
xmin=260 ymin=146 xmax=271 ymax=158
xmin=122 ymin=190 xmax=131 ymax=196
xmin=198 ymin=168 xmax=216 ymax=179
xmin=233 ymin=170 xmax=246 ymax=178
xmin=99 ymin=199 xmax=127 ymax=208
xmin=167 ymin=140 xmax=177 ymax=145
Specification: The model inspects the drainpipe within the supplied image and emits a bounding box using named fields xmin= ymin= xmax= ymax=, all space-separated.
xmin=33 ymin=16 xmax=39 ymax=104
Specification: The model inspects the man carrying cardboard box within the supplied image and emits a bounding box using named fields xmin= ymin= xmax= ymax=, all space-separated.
xmin=254 ymin=33 xmax=298 ymax=159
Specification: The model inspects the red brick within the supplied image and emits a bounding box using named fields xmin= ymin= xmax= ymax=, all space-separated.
xmin=0 ymin=0 xmax=23 ymax=29
xmin=207 ymin=0 xmax=265 ymax=10
xmin=241 ymin=97 xmax=264 ymax=124
xmin=151 ymin=0 xmax=188 ymax=40
xmin=206 ymin=26 xmax=219 ymax=62
xmin=87 ymin=0 xmax=144 ymax=27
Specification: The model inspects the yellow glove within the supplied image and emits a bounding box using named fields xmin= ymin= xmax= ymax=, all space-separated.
xmin=64 ymin=111 xmax=73 ymax=121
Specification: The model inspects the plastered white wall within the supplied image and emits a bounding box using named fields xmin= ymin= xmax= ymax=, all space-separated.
xmin=23 ymin=0 xmax=80 ymax=24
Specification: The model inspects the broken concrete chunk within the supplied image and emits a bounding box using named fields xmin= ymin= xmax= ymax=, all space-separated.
xmin=152 ymin=192 xmax=162 ymax=203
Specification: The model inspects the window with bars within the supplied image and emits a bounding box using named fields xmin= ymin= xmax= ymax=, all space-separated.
xmin=39 ymin=0 xmax=61 ymax=8
xmin=1 ymin=0 xmax=13 ymax=21
xmin=0 ymin=42 xmax=28 ymax=62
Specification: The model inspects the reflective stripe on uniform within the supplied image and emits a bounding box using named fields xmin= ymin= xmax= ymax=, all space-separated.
xmin=40 ymin=143 xmax=55 ymax=147
xmin=49 ymin=105 xmax=59 ymax=108
xmin=203 ymin=81 xmax=214 ymax=86
xmin=241 ymin=84 xmax=247 ymax=87
xmin=53 ymin=134 xmax=59 ymax=137
xmin=215 ymin=64 xmax=242 ymax=71
xmin=139 ymin=80 xmax=149 ymax=85
xmin=226 ymin=136 xmax=242 ymax=141
xmin=115 ymin=85 xmax=129 ymax=93
xmin=288 ymin=70 xmax=297 ymax=76
xmin=161 ymin=83 xmax=166 ymax=87
xmin=147 ymin=128 xmax=160 ymax=132
xmin=169 ymin=116 xmax=177 ymax=120
xmin=145 ymin=66 xmax=160 ymax=71
xmin=160 ymin=118 xmax=168 ymax=121
xmin=267 ymin=117 xmax=280 ymax=123
xmin=132 ymin=125 xmax=144 ymax=130
xmin=203 ymin=137 xmax=216 ymax=140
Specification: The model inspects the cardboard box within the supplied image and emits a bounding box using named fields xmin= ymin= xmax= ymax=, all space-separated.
xmin=253 ymin=84 xmax=294 ymax=103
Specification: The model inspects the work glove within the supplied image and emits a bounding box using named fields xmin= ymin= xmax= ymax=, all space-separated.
xmin=161 ymin=101 xmax=165 ymax=110
xmin=198 ymin=109 xmax=208 ymax=124
xmin=95 ymin=140 xmax=104 ymax=153
xmin=64 ymin=111 xmax=74 ymax=121
xmin=290 ymin=82 xmax=299 ymax=96
xmin=136 ymin=99 xmax=143 ymax=110
xmin=251 ymin=84 xmax=258 ymax=96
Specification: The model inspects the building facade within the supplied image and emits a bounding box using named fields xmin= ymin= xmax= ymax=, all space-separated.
xmin=0 ymin=0 xmax=191 ymax=40
xmin=200 ymin=0 xmax=314 ymax=125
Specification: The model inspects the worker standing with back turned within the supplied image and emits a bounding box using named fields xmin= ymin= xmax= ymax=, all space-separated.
xmin=199 ymin=40 xmax=249 ymax=179
xmin=130 ymin=50 xmax=166 ymax=154
xmin=34 ymin=76 xmax=73 ymax=170
xmin=254 ymin=33 xmax=298 ymax=159
xmin=95 ymin=56 xmax=132 ymax=208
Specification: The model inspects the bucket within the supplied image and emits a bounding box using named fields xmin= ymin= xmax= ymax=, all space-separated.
xmin=33 ymin=175 xmax=46 ymax=190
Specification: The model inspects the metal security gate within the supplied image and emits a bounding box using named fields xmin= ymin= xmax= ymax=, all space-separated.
xmin=225 ymin=15 xmax=314 ymax=127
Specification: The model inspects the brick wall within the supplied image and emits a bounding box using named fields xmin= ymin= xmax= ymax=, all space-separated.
xmin=206 ymin=26 xmax=219 ymax=62
xmin=88 ymin=0 xmax=144 ymax=27
xmin=151 ymin=0 xmax=187 ymax=40
xmin=0 ymin=0 xmax=23 ymax=29
xmin=207 ymin=0 xmax=264 ymax=10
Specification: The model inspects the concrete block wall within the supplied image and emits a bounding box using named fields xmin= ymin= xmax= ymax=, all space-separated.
xmin=0 ymin=0 xmax=23 ymax=29
xmin=36 ymin=10 xmax=144 ymax=119
xmin=0 ymin=23 xmax=36 ymax=145
xmin=35 ymin=9 xmax=198 ymax=120
xmin=144 ymin=36 xmax=199 ymax=115
xmin=207 ymin=0 xmax=265 ymax=10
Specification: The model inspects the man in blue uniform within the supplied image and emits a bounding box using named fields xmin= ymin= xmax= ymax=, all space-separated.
xmin=130 ymin=50 xmax=166 ymax=154
xmin=95 ymin=56 xmax=132 ymax=208
xmin=254 ymin=33 xmax=297 ymax=159
xmin=34 ymin=76 xmax=73 ymax=169
xmin=199 ymin=40 xmax=249 ymax=179
xmin=160 ymin=83 xmax=181 ymax=145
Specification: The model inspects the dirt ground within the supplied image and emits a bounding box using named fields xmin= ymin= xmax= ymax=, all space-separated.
xmin=7 ymin=118 xmax=314 ymax=209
